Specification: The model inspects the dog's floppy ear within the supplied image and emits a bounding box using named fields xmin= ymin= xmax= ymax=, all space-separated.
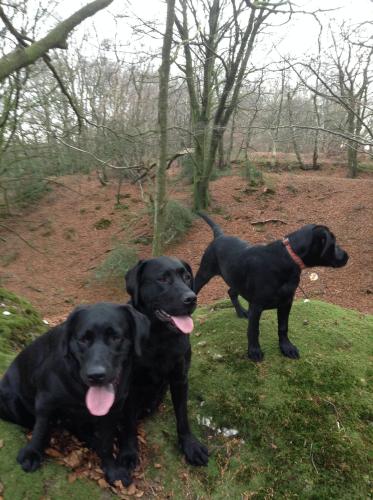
xmin=125 ymin=260 xmax=147 ymax=307
xmin=286 ymin=224 xmax=315 ymax=257
xmin=181 ymin=259 xmax=195 ymax=290
xmin=121 ymin=304 xmax=150 ymax=356
xmin=318 ymin=226 xmax=335 ymax=258
xmin=62 ymin=305 xmax=88 ymax=357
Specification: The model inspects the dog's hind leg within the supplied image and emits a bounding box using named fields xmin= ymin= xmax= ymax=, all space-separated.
xmin=194 ymin=246 xmax=219 ymax=294
xmin=247 ymin=304 xmax=264 ymax=362
xmin=228 ymin=289 xmax=248 ymax=318
xmin=277 ymin=301 xmax=299 ymax=359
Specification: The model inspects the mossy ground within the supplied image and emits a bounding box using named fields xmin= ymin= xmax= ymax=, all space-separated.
xmin=144 ymin=300 xmax=373 ymax=499
xmin=0 ymin=292 xmax=372 ymax=499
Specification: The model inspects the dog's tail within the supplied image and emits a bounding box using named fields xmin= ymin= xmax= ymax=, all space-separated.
xmin=198 ymin=212 xmax=224 ymax=238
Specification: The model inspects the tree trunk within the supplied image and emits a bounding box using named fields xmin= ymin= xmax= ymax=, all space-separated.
xmin=152 ymin=0 xmax=175 ymax=255
xmin=287 ymin=91 xmax=305 ymax=169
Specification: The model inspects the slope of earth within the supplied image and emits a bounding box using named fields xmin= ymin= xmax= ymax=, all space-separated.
xmin=0 ymin=167 xmax=372 ymax=324
xmin=1 ymin=295 xmax=372 ymax=499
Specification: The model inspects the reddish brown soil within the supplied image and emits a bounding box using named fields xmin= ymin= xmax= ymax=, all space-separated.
xmin=1 ymin=166 xmax=372 ymax=324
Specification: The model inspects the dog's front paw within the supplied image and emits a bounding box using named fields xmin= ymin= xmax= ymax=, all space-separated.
xmin=280 ymin=341 xmax=300 ymax=359
xmin=118 ymin=446 xmax=138 ymax=473
xmin=104 ymin=462 xmax=132 ymax=487
xmin=179 ymin=434 xmax=208 ymax=466
xmin=17 ymin=445 xmax=43 ymax=472
xmin=248 ymin=346 xmax=264 ymax=362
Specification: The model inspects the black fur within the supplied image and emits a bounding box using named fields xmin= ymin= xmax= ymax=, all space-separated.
xmin=195 ymin=214 xmax=349 ymax=362
xmin=119 ymin=256 xmax=208 ymax=483
xmin=0 ymin=303 xmax=149 ymax=486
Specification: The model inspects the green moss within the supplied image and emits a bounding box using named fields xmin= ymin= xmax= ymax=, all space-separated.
xmin=0 ymin=288 xmax=46 ymax=373
xmin=93 ymin=218 xmax=111 ymax=230
xmin=141 ymin=300 xmax=373 ymax=499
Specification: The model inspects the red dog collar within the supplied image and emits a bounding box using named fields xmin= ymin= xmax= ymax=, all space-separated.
xmin=282 ymin=238 xmax=306 ymax=270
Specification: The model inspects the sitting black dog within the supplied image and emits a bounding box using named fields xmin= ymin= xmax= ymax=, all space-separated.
xmin=195 ymin=213 xmax=349 ymax=362
xmin=119 ymin=256 xmax=208 ymax=481
xmin=0 ymin=302 xmax=149 ymax=485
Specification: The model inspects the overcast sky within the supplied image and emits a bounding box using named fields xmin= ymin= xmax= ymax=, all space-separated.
xmin=53 ymin=0 xmax=373 ymax=63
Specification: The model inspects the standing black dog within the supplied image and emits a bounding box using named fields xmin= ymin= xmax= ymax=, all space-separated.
xmin=120 ymin=256 xmax=208 ymax=482
xmin=0 ymin=302 xmax=149 ymax=486
xmin=195 ymin=213 xmax=349 ymax=362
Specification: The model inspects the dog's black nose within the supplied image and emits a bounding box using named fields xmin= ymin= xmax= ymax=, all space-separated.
xmin=87 ymin=366 xmax=106 ymax=384
xmin=183 ymin=292 xmax=197 ymax=305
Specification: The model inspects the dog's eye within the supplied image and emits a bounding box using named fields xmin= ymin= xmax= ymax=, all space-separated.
xmin=183 ymin=272 xmax=192 ymax=283
xmin=78 ymin=332 xmax=92 ymax=345
xmin=157 ymin=275 xmax=170 ymax=284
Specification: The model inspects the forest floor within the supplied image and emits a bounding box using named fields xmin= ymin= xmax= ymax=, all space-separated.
xmin=0 ymin=158 xmax=372 ymax=325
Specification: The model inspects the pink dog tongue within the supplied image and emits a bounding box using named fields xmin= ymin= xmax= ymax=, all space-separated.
xmin=170 ymin=315 xmax=194 ymax=334
xmin=86 ymin=384 xmax=115 ymax=416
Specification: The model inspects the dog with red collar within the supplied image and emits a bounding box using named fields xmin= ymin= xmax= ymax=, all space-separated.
xmin=194 ymin=213 xmax=349 ymax=362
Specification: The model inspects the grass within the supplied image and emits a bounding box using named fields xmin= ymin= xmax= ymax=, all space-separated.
xmin=358 ymin=162 xmax=373 ymax=173
xmin=0 ymin=292 xmax=372 ymax=498
xmin=94 ymin=244 xmax=138 ymax=283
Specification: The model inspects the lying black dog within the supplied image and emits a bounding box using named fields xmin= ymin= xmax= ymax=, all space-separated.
xmin=195 ymin=214 xmax=349 ymax=362
xmin=120 ymin=256 xmax=208 ymax=481
xmin=0 ymin=302 xmax=149 ymax=485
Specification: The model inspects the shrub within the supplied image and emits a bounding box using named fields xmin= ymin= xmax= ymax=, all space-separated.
xmin=93 ymin=218 xmax=112 ymax=230
xmin=178 ymin=154 xmax=195 ymax=184
xmin=94 ymin=244 xmax=138 ymax=283
xmin=163 ymin=199 xmax=194 ymax=245
xmin=242 ymin=159 xmax=264 ymax=186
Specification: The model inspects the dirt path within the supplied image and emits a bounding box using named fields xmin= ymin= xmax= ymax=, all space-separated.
xmin=1 ymin=169 xmax=372 ymax=323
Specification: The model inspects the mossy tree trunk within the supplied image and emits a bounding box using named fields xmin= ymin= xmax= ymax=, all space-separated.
xmin=0 ymin=0 xmax=113 ymax=82
xmin=152 ymin=0 xmax=176 ymax=255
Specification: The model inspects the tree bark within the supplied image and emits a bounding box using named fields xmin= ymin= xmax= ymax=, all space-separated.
xmin=0 ymin=0 xmax=113 ymax=82
xmin=152 ymin=0 xmax=176 ymax=255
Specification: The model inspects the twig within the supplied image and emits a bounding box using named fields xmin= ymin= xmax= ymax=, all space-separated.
xmin=310 ymin=443 xmax=319 ymax=474
xmin=0 ymin=223 xmax=45 ymax=254
xmin=45 ymin=178 xmax=84 ymax=195
xmin=251 ymin=218 xmax=287 ymax=225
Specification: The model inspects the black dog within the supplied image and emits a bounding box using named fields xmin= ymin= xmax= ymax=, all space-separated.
xmin=195 ymin=214 xmax=349 ymax=362
xmin=0 ymin=302 xmax=149 ymax=485
xmin=120 ymin=256 xmax=208 ymax=481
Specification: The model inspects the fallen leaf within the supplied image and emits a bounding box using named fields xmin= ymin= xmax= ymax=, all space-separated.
xmin=135 ymin=491 xmax=144 ymax=498
xmin=64 ymin=450 xmax=82 ymax=469
xmin=45 ymin=447 xmax=63 ymax=458
xmin=68 ymin=473 xmax=77 ymax=483
xmin=98 ymin=478 xmax=109 ymax=489
xmin=154 ymin=463 xmax=162 ymax=469
xmin=126 ymin=483 xmax=137 ymax=496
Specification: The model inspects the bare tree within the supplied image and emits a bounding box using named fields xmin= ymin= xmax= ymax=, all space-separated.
xmin=292 ymin=21 xmax=373 ymax=177
xmin=175 ymin=0 xmax=297 ymax=210
xmin=153 ymin=0 xmax=176 ymax=255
